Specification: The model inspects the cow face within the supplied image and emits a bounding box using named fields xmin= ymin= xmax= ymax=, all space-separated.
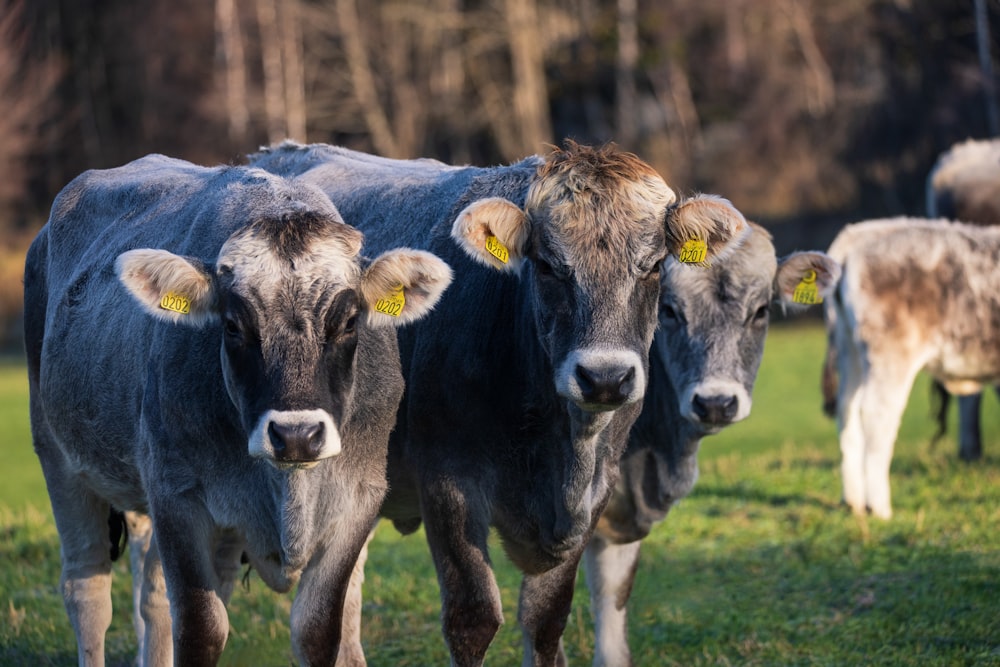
xmin=656 ymin=217 xmax=839 ymax=433
xmin=451 ymin=144 xmax=748 ymax=414
xmin=116 ymin=211 xmax=452 ymax=468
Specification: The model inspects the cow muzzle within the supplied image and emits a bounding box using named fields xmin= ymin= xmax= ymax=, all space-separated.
xmin=249 ymin=409 xmax=341 ymax=467
xmin=556 ymin=348 xmax=645 ymax=411
xmin=680 ymin=379 xmax=751 ymax=431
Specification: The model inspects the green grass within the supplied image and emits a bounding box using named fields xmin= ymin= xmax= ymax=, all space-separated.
xmin=2 ymin=322 xmax=999 ymax=665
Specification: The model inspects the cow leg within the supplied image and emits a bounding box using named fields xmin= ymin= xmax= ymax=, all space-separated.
xmin=518 ymin=552 xmax=582 ymax=667
xmin=124 ymin=511 xmax=153 ymax=666
xmin=289 ymin=517 xmax=378 ymax=667
xmin=152 ymin=509 xmax=229 ymax=666
xmin=858 ymin=365 xmax=919 ymax=520
xmin=835 ymin=333 xmax=868 ymax=516
xmin=33 ymin=444 xmax=113 ymax=667
xmin=56 ymin=495 xmax=114 ymax=667
xmin=139 ymin=535 xmax=173 ymax=667
xmin=582 ymin=535 xmax=641 ymax=667
xmin=338 ymin=528 xmax=375 ymax=667
xmin=421 ymin=478 xmax=502 ymax=667
xmin=957 ymin=393 xmax=984 ymax=462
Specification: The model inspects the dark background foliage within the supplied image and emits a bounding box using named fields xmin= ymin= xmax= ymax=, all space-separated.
xmin=1 ymin=0 xmax=997 ymax=343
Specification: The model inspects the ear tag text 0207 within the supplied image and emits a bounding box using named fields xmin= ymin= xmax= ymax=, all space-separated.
xmin=159 ymin=292 xmax=191 ymax=315
xmin=485 ymin=235 xmax=509 ymax=264
xmin=678 ymin=238 xmax=707 ymax=264
xmin=792 ymin=269 xmax=821 ymax=305
xmin=374 ymin=284 xmax=405 ymax=317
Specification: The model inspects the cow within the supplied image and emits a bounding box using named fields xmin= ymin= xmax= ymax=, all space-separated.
xmin=584 ymin=222 xmax=839 ymax=667
xmin=820 ymin=217 xmax=1000 ymax=519
xmin=925 ymin=137 xmax=1000 ymax=461
xmin=22 ymin=154 xmax=452 ymax=666
xmin=248 ymin=140 xmax=749 ymax=666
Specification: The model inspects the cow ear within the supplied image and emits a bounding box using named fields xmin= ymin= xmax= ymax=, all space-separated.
xmin=116 ymin=249 xmax=217 ymax=327
xmin=774 ymin=251 xmax=841 ymax=310
xmin=361 ymin=249 xmax=453 ymax=328
xmin=664 ymin=194 xmax=750 ymax=265
xmin=451 ymin=197 xmax=529 ymax=273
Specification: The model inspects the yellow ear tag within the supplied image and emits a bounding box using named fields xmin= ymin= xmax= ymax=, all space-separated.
xmin=374 ymin=284 xmax=405 ymax=317
xmin=159 ymin=291 xmax=191 ymax=315
xmin=792 ymin=269 xmax=821 ymax=305
xmin=485 ymin=235 xmax=509 ymax=264
xmin=678 ymin=238 xmax=707 ymax=264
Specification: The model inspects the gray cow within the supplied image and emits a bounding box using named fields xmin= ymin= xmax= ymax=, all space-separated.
xmin=822 ymin=217 xmax=1000 ymax=518
xmin=584 ymin=222 xmax=839 ymax=666
xmin=926 ymin=137 xmax=1000 ymax=461
xmin=23 ymin=154 xmax=452 ymax=666
xmin=249 ymin=141 xmax=748 ymax=666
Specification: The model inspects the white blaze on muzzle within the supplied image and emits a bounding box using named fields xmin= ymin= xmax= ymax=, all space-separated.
xmin=679 ymin=377 xmax=752 ymax=427
xmin=556 ymin=348 xmax=646 ymax=411
xmin=248 ymin=409 xmax=341 ymax=466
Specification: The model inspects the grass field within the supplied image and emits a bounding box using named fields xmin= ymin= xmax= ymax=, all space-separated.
xmin=2 ymin=322 xmax=999 ymax=666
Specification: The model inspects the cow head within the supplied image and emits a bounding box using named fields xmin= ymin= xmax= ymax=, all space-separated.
xmin=655 ymin=209 xmax=839 ymax=433
xmin=451 ymin=143 xmax=748 ymax=415
xmin=116 ymin=209 xmax=452 ymax=468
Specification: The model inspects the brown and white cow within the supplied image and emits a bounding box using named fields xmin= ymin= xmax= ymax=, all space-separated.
xmin=822 ymin=217 xmax=1000 ymax=519
xmin=926 ymin=137 xmax=1000 ymax=460
xmin=23 ymin=154 xmax=451 ymax=666
xmin=585 ymin=221 xmax=838 ymax=666
xmin=249 ymin=141 xmax=748 ymax=666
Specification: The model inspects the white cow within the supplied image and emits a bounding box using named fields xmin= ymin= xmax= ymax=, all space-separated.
xmin=822 ymin=217 xmax=1000 ymax=518
xmin=926 ymin=137 xmax=1000 ymax=460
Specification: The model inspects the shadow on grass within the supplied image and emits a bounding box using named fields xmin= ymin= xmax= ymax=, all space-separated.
xmin=689 ymin=482 xmax=841 ymax=511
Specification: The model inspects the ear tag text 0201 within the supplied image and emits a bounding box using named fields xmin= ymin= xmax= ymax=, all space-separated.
xmin=792 ymin=269 xmax=821 ymax=305
xmin=485 ymin=235 xmax=509 ymax=264
xmin=159 ymin=292 xmax=191 ymax=315
xmin=678 ymin=238 xmax=708 ymax=264
xmin=374 ymin=284 xmax=405 ymax=317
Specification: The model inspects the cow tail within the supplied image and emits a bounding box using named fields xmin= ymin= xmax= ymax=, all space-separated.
xmin=820 ymin=276 xmax=841 ymax=419
xmin=107 ymin=508 xmax=127 ymax=561
xmin=929 ymin=380 xmax=950 ymax=447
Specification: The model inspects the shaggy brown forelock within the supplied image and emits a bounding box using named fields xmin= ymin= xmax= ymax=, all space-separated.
xmin=536 ymin=140 xmax=661 ymax=186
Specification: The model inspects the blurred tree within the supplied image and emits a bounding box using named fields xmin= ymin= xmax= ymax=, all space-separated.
xmin=0 ymin=0 xmax=60 ymax=227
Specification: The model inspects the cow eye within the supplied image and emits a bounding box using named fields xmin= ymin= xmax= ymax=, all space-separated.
xmin=328 ymin=313 xmax=357 ymax=344
xmin=223 ymin=316 xmax=241 ymax=339
xmin=752 ymin=304 xmax=769 ymax=322
xmin=534 ymin=258 xmax=554 ymax=276
xmin=661 ymin=304 xmax=679 ymax=321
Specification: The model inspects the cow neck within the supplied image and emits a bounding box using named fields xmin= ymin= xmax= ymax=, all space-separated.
xmin=512 ymin=276 xmax=619 ymax=542
xmin=638 ymin=346 xmax=703 ymax=482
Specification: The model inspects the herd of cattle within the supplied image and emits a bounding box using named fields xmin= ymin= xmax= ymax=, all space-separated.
xmin=21 ymin=136 xmax=995 ymax=665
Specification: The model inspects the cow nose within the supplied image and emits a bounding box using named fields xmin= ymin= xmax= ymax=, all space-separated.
xmin=575 ymin=363 xmax=636 ymax=408
xmin=268 ymin=420 xmax=325 ymax=461
xmin=691 ymin=394 xmax=738 ymax=424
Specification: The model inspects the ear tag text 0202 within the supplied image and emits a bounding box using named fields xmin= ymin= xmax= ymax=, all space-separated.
xmin=792 ymin=269 xmax=821 ymax=305
xmin=678 ymin=238 xmax=707 ymax=264
xmin=485 ymin=235 xmax=509 ymax=264
xmin=374 ymin=284 xmax=405 ymax=317
xmin=159 ymin=292 xmax=191 ymax=315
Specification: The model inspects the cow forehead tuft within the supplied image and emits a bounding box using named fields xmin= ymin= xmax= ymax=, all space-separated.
xmin=664 ymin=226 xmax=777 ymax=299
xmin=535 ymin=141 xmax=663 ymax=186
xmin=526 ymin=144 xmax=674 ymax=274
xmin=218 ymin=215 xmax=363 ymax=295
